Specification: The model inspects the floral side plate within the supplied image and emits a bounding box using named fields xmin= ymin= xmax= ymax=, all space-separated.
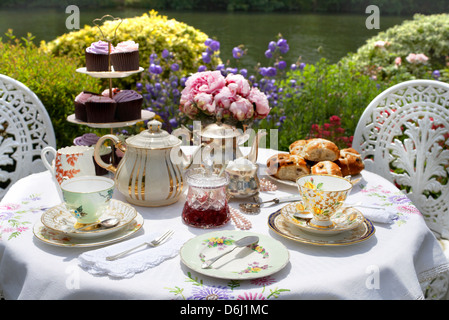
xmin=281 ymin=202 xmax=364 ymax=235
xmin=33 ymin=213 xmax=144 ymax=248
xmin=180 ymin=230 xmax=289 ymax=280
xmin=41 ymin=199 xmax=137 ymax=239
xmin=268 ymin=210 xmax=375 ymax=246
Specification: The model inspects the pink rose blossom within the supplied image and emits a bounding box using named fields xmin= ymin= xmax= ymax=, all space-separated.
xmin=193 ymin=92 xmax=216 ymax=114
xmin=229 ymin=97 xmax=254 ymax=121
xmin=406 ymin=53 xmax=429 ymax=64
xmin=248 ymin=87 xmax=270 ymax=119
xmin=180 ymin=70 xmax=226 ymax=104
xmin=225 ymin=74 xmax=251 ymax=97
xmin=179 ymin=100 xmax=199 ymax=118
xmin=179 ymin=70 xmax=270 ymax=121
xmin=214 ymin=86 xmax=236 ymax=109
xmin=394 ymin=57 xmax=402 ymax=66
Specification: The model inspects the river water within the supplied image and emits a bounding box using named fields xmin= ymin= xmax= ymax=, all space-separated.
xmin=0 ymin=7 xmax=409 ymax=67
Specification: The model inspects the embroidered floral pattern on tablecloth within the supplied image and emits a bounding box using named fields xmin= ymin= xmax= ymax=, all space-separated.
xmin=0 ymin=193 xmax=46 ymax=240
xmin=165 ymin=272 xmax=290 ymax=300
xmin=357 ymin=183 xmax=422 ymax=226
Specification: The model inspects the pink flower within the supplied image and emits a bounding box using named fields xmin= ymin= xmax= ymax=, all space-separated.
xmin=406 ymin=53 xmax=429 ymax=64
xmin=248 ymin=87 xmax=270 ymax=119
xmin=225 ymin=73 xmax=251 ymax=97
xmin=229 ymin=96 xmax=254 ymax=121
xmin=179 ymin=100 xmax=199 ymax=119
xmin=214 ymin=86 xmax=236 ymax=109
xmin=180 ymin=70 xmax=226 ymax=104
xmin=395 ymin=57 xmax=402 ymax=66
xmin=193 ymin=92 xmax=215 ymax=114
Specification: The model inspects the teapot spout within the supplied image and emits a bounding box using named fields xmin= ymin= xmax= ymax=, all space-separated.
xmin=245 ymin=131 xmax=267 ymax=164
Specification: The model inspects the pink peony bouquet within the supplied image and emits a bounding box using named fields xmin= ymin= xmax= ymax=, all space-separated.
xmin=179 ymin=71 xmax=270 ymax=124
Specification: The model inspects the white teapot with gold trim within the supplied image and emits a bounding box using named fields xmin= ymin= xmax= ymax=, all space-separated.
xmin=94 ymin=120 xmax=191 ymax=207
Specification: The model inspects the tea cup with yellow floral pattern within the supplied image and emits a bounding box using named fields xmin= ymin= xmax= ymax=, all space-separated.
xmin=296 ymin=174 xmax=353 ymax=229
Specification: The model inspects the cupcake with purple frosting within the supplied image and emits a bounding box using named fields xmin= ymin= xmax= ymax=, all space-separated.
xmin=111 ymin=41 xmax=139 ymax=71
xmin=74 ymin=92 xmax=96 ymax=122
xmin=73 ymin=133 xmax=111 ymax=176
xmin=113 ymin=90 xmax=143 ymax=121
xmin=85 ymin=40 xmax=114 ymax=71
xmin=85 ymin=95 xmax=117 ymax=123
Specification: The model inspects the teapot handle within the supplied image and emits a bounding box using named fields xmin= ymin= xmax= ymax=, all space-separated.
xmin=94 ymin=134 xmax=123 ymax=174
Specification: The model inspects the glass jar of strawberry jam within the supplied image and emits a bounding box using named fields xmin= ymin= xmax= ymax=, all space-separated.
xmin=182 ymin=168 xmax=230 ymax=228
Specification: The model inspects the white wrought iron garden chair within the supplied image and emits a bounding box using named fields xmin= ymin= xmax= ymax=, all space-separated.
xmin=0 ymin=74 xmax=56 ymax=199
xmin=353 ymin=79 xmax=449 ymax=299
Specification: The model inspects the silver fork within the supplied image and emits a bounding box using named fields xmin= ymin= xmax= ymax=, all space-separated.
xmin=106 ymin=230 xmax=174 ymax=261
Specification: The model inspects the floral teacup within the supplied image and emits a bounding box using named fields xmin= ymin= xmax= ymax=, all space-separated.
xmin=296 ymin=174 xmax=353 ymax=229
xmin=61 ymin=176 xmax=115 ymax=225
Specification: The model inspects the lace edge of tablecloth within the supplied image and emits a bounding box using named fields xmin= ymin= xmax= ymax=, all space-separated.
xmin=417 ymin=262 xmax=449 ymax=283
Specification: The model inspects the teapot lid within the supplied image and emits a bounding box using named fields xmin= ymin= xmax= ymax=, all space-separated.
xmin=201 ymin=122 xmax=242 ymax=139
xmin=126 ymin=119 xmax=181 ymax=149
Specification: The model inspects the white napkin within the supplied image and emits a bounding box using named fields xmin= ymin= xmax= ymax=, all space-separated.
xmin=78 ymin=232 xmax=183 ymax=278
xmin=359 ymin=207 xmax=399 ymax=224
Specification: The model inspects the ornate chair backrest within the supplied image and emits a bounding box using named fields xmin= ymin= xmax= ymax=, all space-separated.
xmin=0 ymin=74 xmax=56 ymax=199
xmin=353 ymin=80 xmax=449 ymax=238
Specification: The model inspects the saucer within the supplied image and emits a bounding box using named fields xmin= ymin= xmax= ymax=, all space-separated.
xmin=41 ymin=199 xmax=137 ymax=239
xmin=281 ymin=202 xmax=364 ymax=236
xmin=34 ymin=213 xmax=144 ymax=247
xmin=268 ymin=210 xmax=375 ymax=246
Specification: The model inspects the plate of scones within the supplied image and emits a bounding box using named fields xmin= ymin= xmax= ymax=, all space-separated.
xmin=266 ymin=138 xmax=364 ymax=187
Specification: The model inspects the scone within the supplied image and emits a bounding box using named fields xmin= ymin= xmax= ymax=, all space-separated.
xmin=335 ymin=148 xmax=365 ymax=176
xmin=289 ymin=139 xmax=308 ymax=155
xmin=311 ymin=161 xmax=343 ymax=177
xmin=302 ymin=138 xmax=340 ymax=161
xmin=267 ymin=153 xmax=310 ymax=181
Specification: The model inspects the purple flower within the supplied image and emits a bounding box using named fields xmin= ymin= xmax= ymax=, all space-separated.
xmin=170 ymin=63 xmax=179 ymax=71
xmin=277 ymin=38 xmax=287 ymax=47
xmin=204 ymin=38 xmax=213 ymax=46
xmin=432 ymin=70 xmax=441 ymax=79
xmin=198 ymin=65 xmax=207 ymax=72
xmin=277 ymin=60 xmax=287 ymax=70
xmin=161 ymin=49 xmax=170 ymax=59
xmin=202 ymin=52 xmax=211 ymax=64
xmin=264 ymin=49 xmax=273 ymax=59
xmin=266 ymin=67 xmax=277 ymax=77
xmin=279 ymin=43 xmax=289 ymax=54
xmin=169 ymin=118 xmax=178 ymax=128
xmin=268 ymin=41 xmax=277 ymax=52
xmin=149 ymin=63 xmax=163 ymax=74
xmin=149 ymin=53 xmax=158 ymax=63
xmin=188 ymin=285 xmax=234 ymax=300
xmin=299 ymin=62 xmax=306 ymax=70
xmin=239 ymin=68 xmax=248 ymax=77
xmin=290 ymin=64 xmax=297 ymax=70
xmin=232 ymin=47 xmax=244 ymax=59
xmin=0 ymin=211 xmax=13 ymax=221
xmin=136 ymin=82 xmax=143 ymax=91
xmin=209 ymin=40 xmax=220 ymax=52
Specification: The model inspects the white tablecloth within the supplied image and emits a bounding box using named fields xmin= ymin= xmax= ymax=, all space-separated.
xmin=0 ymin=148 xmax=448 ymax=300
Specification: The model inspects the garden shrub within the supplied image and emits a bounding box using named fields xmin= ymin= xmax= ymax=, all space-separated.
xmin=40 ymin=10 xmax=222 ymax=88
xmin=0 ymin=30 xmax=102 ymax=148
xmin=271 ymin=58 xmax=390 ymax=151
xmin=341 ymin=13 xmax=449 ymax=81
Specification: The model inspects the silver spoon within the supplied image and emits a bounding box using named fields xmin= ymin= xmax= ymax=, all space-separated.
xmin=239 ymin=195 xmax=301 ymax=214
xmin=201 ymin=236 xmax=259 ymax=269
xmin=76 ymin=218 xmax=120 ymax=232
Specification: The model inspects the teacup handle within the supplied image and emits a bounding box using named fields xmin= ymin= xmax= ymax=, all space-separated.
xmin=41 ymin=146 xmax=57 ymax=175
xmin=94 ymin=134 xmax=123 ymax=174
